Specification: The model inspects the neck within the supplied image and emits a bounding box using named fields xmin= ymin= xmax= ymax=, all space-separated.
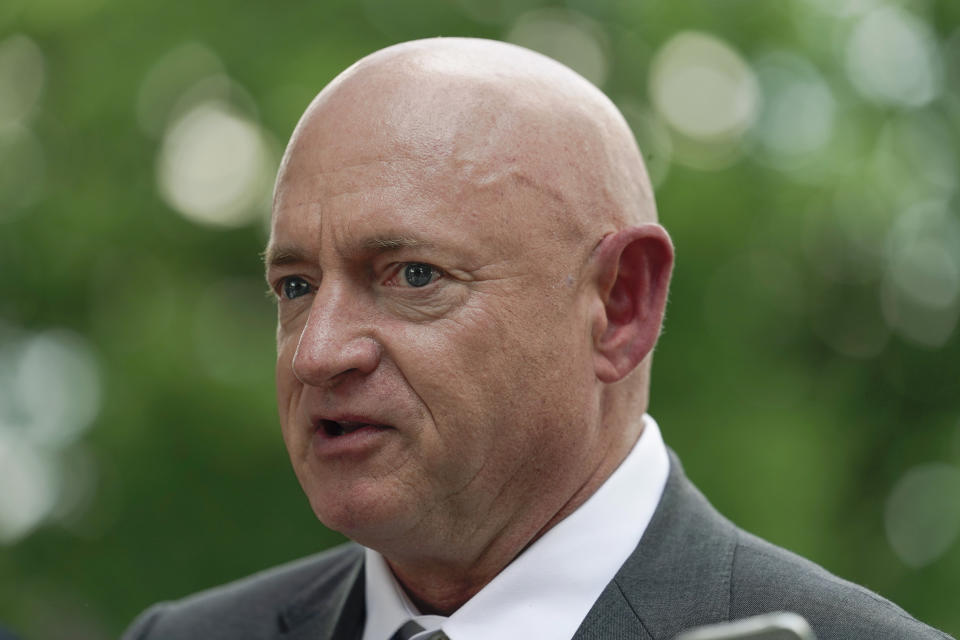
xmin=384 ymin=418 xmax=644 ymax=615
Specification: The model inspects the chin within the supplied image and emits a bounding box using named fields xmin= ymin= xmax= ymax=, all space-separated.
xmin=304 ymin=478 xmax=417 ymax=545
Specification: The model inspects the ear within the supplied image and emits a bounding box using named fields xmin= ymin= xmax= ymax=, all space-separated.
xmin=590 ymin=225 xmax=674 ymax=383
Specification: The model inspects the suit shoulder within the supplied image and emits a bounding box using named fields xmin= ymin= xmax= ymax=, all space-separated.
xmin=121 ymin=543 xmax=363 ymax=640
xmin=730 ymin=530 xmax=952 ymax=640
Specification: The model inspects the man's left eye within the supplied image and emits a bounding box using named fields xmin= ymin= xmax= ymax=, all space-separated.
xmin=401 ymin=263 xmax=440 ymax=287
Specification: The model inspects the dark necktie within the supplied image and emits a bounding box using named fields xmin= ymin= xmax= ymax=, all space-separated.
xmin=389 ymin=620 xmax=449 ymax=640
xmin=389 ymin=620 xmax=424 ymax=640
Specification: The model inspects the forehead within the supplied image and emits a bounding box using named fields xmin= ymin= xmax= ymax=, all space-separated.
xmin=273 ymin=118 xmax=579 ymax=252
xmin=270 ymin=144 xmax=565 ymax=264
xmin=267 ymin=59 xmax=598 ymax=259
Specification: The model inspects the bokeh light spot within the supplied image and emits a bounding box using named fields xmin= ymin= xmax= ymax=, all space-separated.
xmin=881 ymin=201 xmax=960 ymax=348
xmin=156 ymin=100 xmax=274 ymax=228
xmin=136 ymin=42 xmax=224 ymax=138
xmin=168 ymin=74 xmax=262 ymax=130
xmin=872 ymin=113 xmax=958 ymax=206
xmin=3 ymin=330 xmax=103 ymax=448
xmin=804 ymin=0 xmax=880 ymax=18
xmin=0 ymin=34 xmax=45 ymax=126
xmin=885 ymin=463 xmax=960 ymax=568
xmin=889 ymin=241 xmax=959 ymax=311
xmin=845 ymin=6 xmax=942 ymax=108
xmin=0 ymin=328 xmax=102 ymax=544
xmin=506 ymin=8 xmax=610 ymax=88
xmin=752 ymin=52 xmax=836 ymax=165
xmin=0 ymin=432 xmax=59 ymax=543
xmin=650 ymin=32 xmax=759 ymax=142
xmin=0 ymin=123 xmax=45 ymax=221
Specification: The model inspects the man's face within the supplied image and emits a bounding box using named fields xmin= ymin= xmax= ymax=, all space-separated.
xmin=266 ymin=97 xmax=606 ymax=555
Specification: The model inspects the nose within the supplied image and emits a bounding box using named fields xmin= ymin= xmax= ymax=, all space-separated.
xmin=290 ymin=286 xmax=381 ymax=387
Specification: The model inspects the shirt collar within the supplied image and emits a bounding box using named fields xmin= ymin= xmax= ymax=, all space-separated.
xmin=362 ymin=414 xmax=669 ymax=640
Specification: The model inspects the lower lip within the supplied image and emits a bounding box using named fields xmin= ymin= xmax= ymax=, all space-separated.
xmin=311 ymin=424 xmax=393 ymax=458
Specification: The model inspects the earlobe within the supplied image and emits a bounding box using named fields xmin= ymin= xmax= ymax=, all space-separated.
xmin=591 ymin=225 xmax=674 ymax=383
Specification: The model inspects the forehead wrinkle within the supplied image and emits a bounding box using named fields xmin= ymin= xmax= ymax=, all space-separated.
xmin=309 ymin=154 xmax=443 ymax=206
xmin=315 ymin=153 xmax=425 ymax=183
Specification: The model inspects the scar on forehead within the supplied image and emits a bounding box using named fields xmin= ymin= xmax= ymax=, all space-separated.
xmin=510 ymin=171 xmax=567 ymax=208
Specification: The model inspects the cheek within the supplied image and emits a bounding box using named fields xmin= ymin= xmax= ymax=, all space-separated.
xmin=275 ymin=334 xmax=304 ymax=446
xmin=275 ymin=346 xmax=296 ymax=405
xmin=392 ymin=298 xmax=593 ymax=455
xmin=275 ymin=316 xmax=304 ymax=381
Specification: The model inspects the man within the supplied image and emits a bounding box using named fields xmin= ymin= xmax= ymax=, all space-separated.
xmin=123 ymin=38 xmax=952 ymax=640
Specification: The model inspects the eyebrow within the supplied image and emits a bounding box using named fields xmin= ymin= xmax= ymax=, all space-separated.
xmin=262 ymin=235 xmax=435 ymax=270
xmin=360 ymin=235 xmax=433 ymax=252
xmin=262 ymin=244 xmax=311 ymax=269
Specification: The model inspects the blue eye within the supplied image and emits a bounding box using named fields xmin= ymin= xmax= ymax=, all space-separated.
xmin=403 ymin=263 xmax=436 ymax=287
xmin=281 ymin=276 xmax=311 ymax=300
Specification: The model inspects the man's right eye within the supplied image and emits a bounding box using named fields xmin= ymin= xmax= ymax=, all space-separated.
xmin=280 ymin=276 xmax=312 ymax=300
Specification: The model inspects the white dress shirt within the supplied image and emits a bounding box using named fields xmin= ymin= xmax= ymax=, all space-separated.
xmin=361 ymin=414 xmax=670 ymax=640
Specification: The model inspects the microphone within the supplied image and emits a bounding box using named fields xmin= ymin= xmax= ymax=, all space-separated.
xmin=673 ymin=612 xmax=816 ymax=640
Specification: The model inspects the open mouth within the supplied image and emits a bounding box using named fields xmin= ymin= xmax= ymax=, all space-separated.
xmin=320 ymin=420 xmax=389 ymax=437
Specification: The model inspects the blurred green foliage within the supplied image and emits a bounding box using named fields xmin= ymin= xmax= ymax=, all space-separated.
xmin=1 ymin=0 xmax=959 ymax=638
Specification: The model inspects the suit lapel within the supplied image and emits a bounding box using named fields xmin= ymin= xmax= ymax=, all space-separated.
xmin=574 ymin=450 xmax=737 ymax=640
xmin=572 ymin=579 xmax=654 ymax=640
xmin=278 ymin=545 xmax=366 ymax=640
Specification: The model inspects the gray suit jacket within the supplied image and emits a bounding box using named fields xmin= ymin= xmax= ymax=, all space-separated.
xmin=123 ymin=452 xmax=954 ymax=640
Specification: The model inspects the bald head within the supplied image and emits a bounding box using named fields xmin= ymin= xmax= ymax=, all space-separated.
xmin=275 ymin=38 xmax=657 ymax=239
